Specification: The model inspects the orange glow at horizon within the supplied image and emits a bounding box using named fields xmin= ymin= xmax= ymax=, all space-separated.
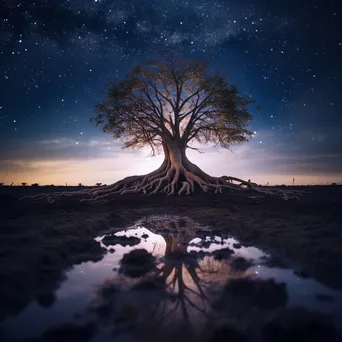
xmin=1 ymin=153 xmax=341 ymax=187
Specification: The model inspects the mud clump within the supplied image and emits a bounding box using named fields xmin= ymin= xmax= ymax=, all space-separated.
xmin=226 ymin=278 xmax=287 ymax=310
xmin=212 ymin=247 xmax=234 ymax=261
xmin=101 ymin=234 xmax=140 ymax=247
xmin=119 ymin=249 xmax=156 ymax=278
xmin=216 ymin=278 xmax=288 ymax=312
xmin=64 ymin=238 xmax=106 ymax=263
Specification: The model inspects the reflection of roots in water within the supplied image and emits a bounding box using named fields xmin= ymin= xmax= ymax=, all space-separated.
xmin=199 ymin=256 xmax=224 ymax=275
xmin=90 ymin=249 xmax=251 ymax=339
xmin=199 ymin=256 xmax=249 ymax=279
xmin=136 ymin=215 xmax=205 ymax=235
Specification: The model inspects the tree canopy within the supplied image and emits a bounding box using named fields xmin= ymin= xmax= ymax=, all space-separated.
xmin=92 ymin=55 xmax=254 ymax=156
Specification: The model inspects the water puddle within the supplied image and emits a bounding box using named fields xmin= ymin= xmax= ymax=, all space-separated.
xmin=1 ymin=216 xmax=342 ymax=342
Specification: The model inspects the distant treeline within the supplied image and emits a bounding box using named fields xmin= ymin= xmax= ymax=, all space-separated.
xmin=0 ymin=182 xmax=341 ymax=187
xmin=0 ymin=183 xmax=107 ymax=187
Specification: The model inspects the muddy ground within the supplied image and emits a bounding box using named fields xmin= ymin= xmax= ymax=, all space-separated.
xmin=0 ymin=185 xmax=341 ymax=327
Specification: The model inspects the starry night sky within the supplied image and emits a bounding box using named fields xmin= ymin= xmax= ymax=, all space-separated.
xmin=0 ymin=0 xmax=341 ymax=186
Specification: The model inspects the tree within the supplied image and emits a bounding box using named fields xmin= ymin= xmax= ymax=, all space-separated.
xmin=95 ymin=183 xmax=102 ymax=187
xmin=21 ymin=53 xmax=301 ymax=203
xmin=88 ymin=54 xmax=254 ymax=198
xmin=21 ymin=182 xmax=27 ymax=186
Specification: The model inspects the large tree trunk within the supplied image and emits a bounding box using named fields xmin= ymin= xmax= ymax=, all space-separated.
xmin=154 ymin=138 xmax=216 ymax=195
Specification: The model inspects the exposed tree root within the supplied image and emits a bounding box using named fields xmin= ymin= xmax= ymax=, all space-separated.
xmin=20 ymin=158 xmax=303 ymax=204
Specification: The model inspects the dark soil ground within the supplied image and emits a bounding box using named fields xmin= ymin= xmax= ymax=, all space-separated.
xmin=0 ymin=184 xmax=341 ymax=331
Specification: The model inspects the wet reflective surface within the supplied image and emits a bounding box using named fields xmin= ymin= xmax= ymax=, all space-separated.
xmin=1 ymin=216 xmax=342 ymax=342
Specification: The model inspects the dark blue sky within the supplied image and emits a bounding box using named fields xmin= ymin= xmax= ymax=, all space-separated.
xmin=0 ymin=0 xmax=341 ymax=185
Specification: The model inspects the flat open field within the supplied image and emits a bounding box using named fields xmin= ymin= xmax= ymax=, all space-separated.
xmin=0 ymin=185 xmax=342 ymax=340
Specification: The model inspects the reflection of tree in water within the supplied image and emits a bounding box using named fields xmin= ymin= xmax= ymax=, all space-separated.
xmin=153 ymin=231 xmax=243 ymax=328
xmin=90 ymin=220 xmax=250 ymax=339
xmin=137 ymin=216 xmax=205 ymax=236
xmin=153 ymin=232 xmax=211 ymax=325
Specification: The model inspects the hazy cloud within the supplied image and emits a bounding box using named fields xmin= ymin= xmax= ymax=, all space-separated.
xmin=1 ymin=131 xmax=341 ymax=185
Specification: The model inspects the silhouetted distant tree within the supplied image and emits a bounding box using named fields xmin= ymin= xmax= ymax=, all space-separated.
xmin=21 ymin=182 xmax=27 ymax=186
xmin=31 ymin=183 xmax=39 ymax=187
xmin=95 ymin=183 xmax=102 ymax=187
xmin=78 ymin=183 xmax=83 ymax=187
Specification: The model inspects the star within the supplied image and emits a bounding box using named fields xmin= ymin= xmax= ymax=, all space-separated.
xmin=0 ymin=0 xmax=340 ymax=186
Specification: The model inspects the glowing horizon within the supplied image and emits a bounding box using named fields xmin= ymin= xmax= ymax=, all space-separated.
xmin=1 ymin=135 xmax=341 ymax=187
